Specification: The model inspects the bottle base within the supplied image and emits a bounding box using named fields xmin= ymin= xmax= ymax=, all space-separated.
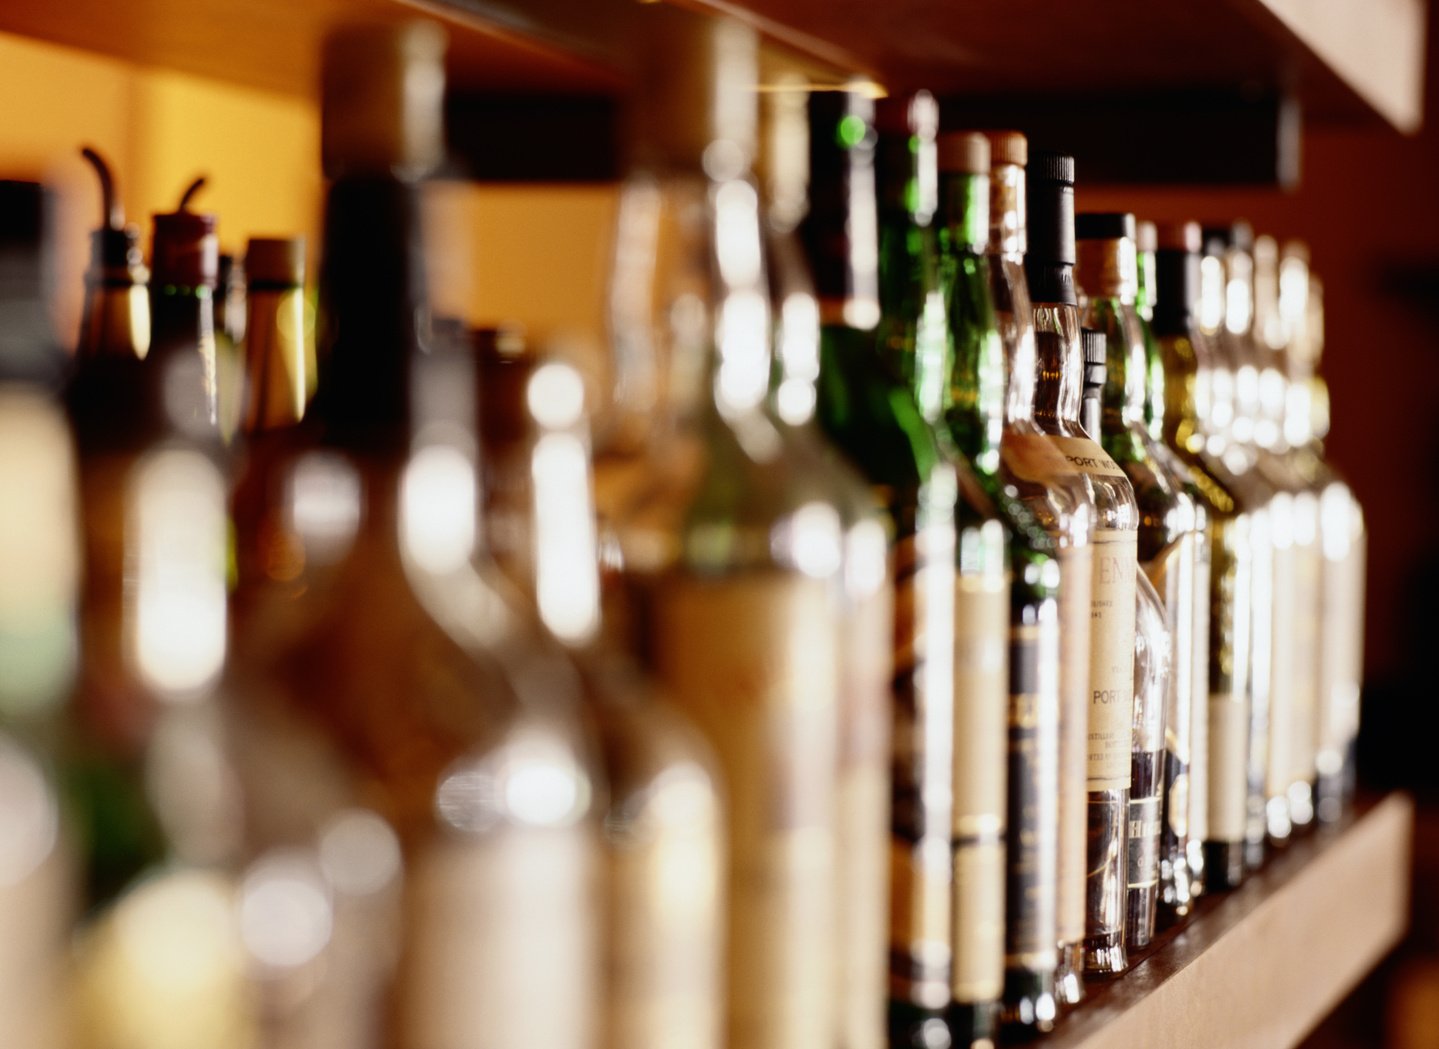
xmin=1055 ymin=942 xmax=1086 ymax=1005
xmin=888 ymin=1000 xmax=951 ymax=1049
xmin=1083 ymin=931 xmax=1127 ymax=976
xmin=1000 ymin=967 xmax=1058 ymax=1037
xmin=1203 ymin=840 xmax=1246 ymax=890
xmin=946 ymin=999 xmax=999 ymax=1049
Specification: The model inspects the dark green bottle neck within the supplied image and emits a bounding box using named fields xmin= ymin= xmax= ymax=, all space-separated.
xmin=1085 ymin=295 xmax=1147 ymax=461
xmin=311 ymin=175 xmax=429 ymax=450
xmin=1151 ymin=248 xmax=1200 ymax=338
xmin=938 ymin=172 xmax=988 ymax=254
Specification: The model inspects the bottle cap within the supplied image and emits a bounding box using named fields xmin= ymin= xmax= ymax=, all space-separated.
xmin=246 ymin=237 xmax=306 ymax=286
xmin=151 ymin=207 xmax=218 ymax=289
xmin=1024 ymin=148 xmax=1076 ymax=304
xmin=1075 ymin=211 xmax=1136 ymax=242
xmin=1082 ymin=328 xmax=1107 ymax=391
xmin=1135 ymin=219 xmax=1158 ymax=253
xmin=984 ymin=130 xmax=1028 ymax=168
xmin=1156 ymin=221 xmax=1201 ymax=252
xmin=937 ymin=132 xmax=990 ymax=175
xmin=322 ymin=21 xmax=447 ymax=179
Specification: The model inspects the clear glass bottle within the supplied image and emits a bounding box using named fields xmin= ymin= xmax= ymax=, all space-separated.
xmin=1024 ymin=153 xmax=1139 ymax=977
xmin=763 ymin=84 xmax=894 ymax=1049
xmin=881 ymin=112 xmax=1007 ymax=1047
xmin=608 ymin=13 xmax=846 ymax=1049
xmin=980 ymin=131 xmax=1093 ymax=1007
xmin=936 ymin=129 xmax=1061 ymax=1037
xmin=223 ymin=23 xmax=602 ymax=1049
xmin=0 ymin=181 xmax=79 ymax=1049
xmin=1198 ymin=228 xmax=1288 ymax=858
xmin=1076 ymin=325 xmax=1169 ymax=951
xmin=1075 ymin=214 xmax=1200 ymax=931
xmin=1152 ymin=222 xmax=1257 ymax=891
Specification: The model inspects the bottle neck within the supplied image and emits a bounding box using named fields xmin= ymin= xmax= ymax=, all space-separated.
xmin=1135 ymin=248 xmax=1156 ymax=322
xmin=147 ymin=283 xmax=218 ymax=431
xmin=987 ymin=162 xmax=1025 ymax=258
xmin=1030 ymin=301 xmax=1082 ymax=428
xmin=938 ymin=171 xmax=988 ymax=254
xmin=242 ymin=282 xmax=308 ymax=433
xmin=311 ymin=175 xmax=429 ymax=448
xmin=79 ymin=247 xmax=149 ymax=363
xmin=1151 ymin=248 xmax=1200 ymax=337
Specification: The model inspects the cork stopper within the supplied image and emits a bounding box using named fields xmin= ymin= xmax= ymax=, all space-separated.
xmin=321 ymin=21 xmax=447 ymax=179
xmin=245 ymin=237 xmax=305 ymax=287
xmin=627 ymin=8 xmax=758 ymax=173
xmin=1135 ymin=219 xmax=1157 ymax=254
xmin=984 ymin=130 xmax=1027 ymax=168
xmin=1156 ymin=221 xmax=1201 ymax=252
xmin=937 ymin=131 xmax=990 ymax=175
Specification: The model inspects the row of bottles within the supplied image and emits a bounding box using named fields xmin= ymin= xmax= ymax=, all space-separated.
xmin=0 ymin=8 xmax=1365 ymax=1049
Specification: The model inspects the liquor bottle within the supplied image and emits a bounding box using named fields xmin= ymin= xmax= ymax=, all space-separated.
xmin=471 ymin=334 xmax=724 ymax=1049
xmin=229 ymin=236 xmax=314 ymax=671
xmin=1204 ymin=224 xmax=1318 ymax=845
xmin=1151 ymin=222 xmax=1256 ymax=890
xmin=1074 ymin=213 xmax=1201 ymax=929
xmin=0 ymin=180 xmax=78 ymax=1049
xmin=980 ymin=129 xmax=1089 ymax=1011
xmin=1076 ymin=325 xmax=1169 ymax=950
xmin=77 ymin=148 xmax=149 ymax=361
xmin=608 ymin=13 xmax=845 ymax=1049
xmin=877 ymin=110 xmax=1006 ymax=1047
xmin=226 ymin=23 xmax=601 ymax=1047
xmin=1024 ymin=153 xmax=1139 ymax=977
xmin=1273 ymin=252 xmax=1365 ymax=823
xmin=763 ymin=83 xmax=894 ymax=1049
xmin=936 ymin=129 xmax=1063 ymax=1035
xmin=148 ymin=189 xmax=221 ymax=432
xmin=214 ymin=252 xmax=247 ymax=442
xmin=1136 ymin=217 xmax=1211 ymax=903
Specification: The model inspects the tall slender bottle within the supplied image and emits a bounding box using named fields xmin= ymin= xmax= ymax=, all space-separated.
xmin=148 ymin=192 xmax=220 ymax=432
xmin=232 ymin=23 xmax=602 ymax=1048
xmin=935 ymin=130 xmax=1062 ymax=1038
xmin=809 ymin=89 xmax=962 ymax=1048
xmin=1075 ymin=325 xmax=1170 ymax=950
xmin=979 ymin=129 xmax=1086 ymax=1013
xmin=1023 ymin=153 xmax=1139 ymax=976
xmin=77 ymin=148 xmax=150 ymax=361
xmin=0 ymin=181 xmax=78 ymax=1049
xmin=1137 ymin=218 xmax=1211 ymax=902
xmin=876 ymin=110 xmax=1007 ymax=1048
xmin=609 ymin=13 xmax=846 ymax=1049
xmin=1075 ymin=214 xmax=1199 ymax=933
xmin=1198 ymin=228 xmax=1283 ymax=862
xmin=761 ymin=85 xmax=894 ymax=1049
xmin=1152 ymin=223 xmax=1256 ymax=890
xmin=1273 ymin=253 xmax=1365 ymax=822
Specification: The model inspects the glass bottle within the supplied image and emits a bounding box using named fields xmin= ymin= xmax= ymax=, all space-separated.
xmin=1198 ymin=227 xmax=1287 ymax=858
xmin=875 ymin=107 xmax=1006 ymax=1048
xmin=608 ymin=13 xmax=846 ymax=1049
xmin=936 ymin=129 xmax=1062 ymax=1036
xmin=471 ymin=333 xmax=724 ymax=1049
xmin=148 ymin=195 xmax=220 ymax=432
xmin=1023 ymin=153 xmax=1139 ymax=977
xmin=1076 ymin=325 xmax=1170 ymax=950
xmin=214 ymin=252 xmax=247 ymax=443
xmin=1075 ymin=214 xmax=1200 ymax=931
xmin=226 ymin=23 xmax=601 ymax=1048
xmin=0 ymin=180 xmax=78 ymax=1049
xmin=1272 ymin=252 xmax=1365 ymax=823
xmin=1152 ymin=222 xmax=1257 ymax=890
xmin=979 ymin=128 xmax=1087 ymax=1013
xmin=77 ymin=148 xmax=150 ymax=361
xmin=762 ymin=84 xmax=894 ymax=1049
xmin=1136 ymin=217 xmax=1211 ymax=903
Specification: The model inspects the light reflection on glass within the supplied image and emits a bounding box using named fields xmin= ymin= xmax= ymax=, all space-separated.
xmin=287 ymin=451 xmax=362 ymax=563
xmin=773 ymin=291 xmax=819 ymax=426
xmin=772 ymin=500 xmax=843 ymax=579
xmin=129 ymin=447 xmax=227 ymax=699
xmin=532 ymin=433 xmax=600 ymax=645
xmin=318 ymin=809 xmax=403 ymax=899
xmin=238 ymin=851 xmax=334 ymax=972
xmin=0 ymin=738 xmax=60 ymax=888
xmin=401 ymin=443 xmax=478 ymax=577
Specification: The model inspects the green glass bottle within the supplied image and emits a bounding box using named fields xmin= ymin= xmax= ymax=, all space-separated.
xmin=936 ymin=131 xmax=1063 ymax=1036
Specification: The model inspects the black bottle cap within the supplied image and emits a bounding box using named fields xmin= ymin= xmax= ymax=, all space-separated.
xmin=1025 ymin=148 xmax=1076 ymax=305
xmin=1153 ymin=221 xmax=1202 ymax=328
xmin=1075 ymin=211 xmax=1136 ymax=242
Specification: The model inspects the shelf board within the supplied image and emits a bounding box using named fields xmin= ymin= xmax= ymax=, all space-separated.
xmin=1044 ymin=793 xmax=1413 ymax=1049
xmin=0 ymin=0 xmax=1423 ymax=134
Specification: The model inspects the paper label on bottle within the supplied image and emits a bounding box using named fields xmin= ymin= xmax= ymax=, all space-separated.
xmin=1088 ymin=529 xmax=1138 ymax=790
xmin=1189 ymin=536 xmax=1213 ymax=847
xmin=888 ymin=524 xmax=957 ymax=1008
xmin=1288 ymin=540 xmax=1322 ymax=786
xmin=1045 ymin=436 xmax=1131 ymax=481
xmin=1266 ymin=541 xmax=1298 ymax=798
xmin=949 ymin=574 xmax=1008 ymax=1003
xmin=651 ymin=574 xmax=838 ymax=1049
xmin=1055 ymin=547 xmax=1091 ymax=947
xmin=1004 ymin=623 xmax=1059 ymax=969
xmin=836 ymin=559 xmax=893 ymax=1049
xmin=400 ymin=826 xmax=597 ymax=1049
xmin=1126 ymin=793 xmax=1161 ymax=890
xmin=1207 ymin=691 xmax=1249 ymax=842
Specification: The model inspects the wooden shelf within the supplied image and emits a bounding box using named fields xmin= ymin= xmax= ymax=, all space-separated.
xmin=1044 ymin=793 xmax=1413 ymax=1049
xmin=0 ymin=0 xmax=1424 ymax=132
